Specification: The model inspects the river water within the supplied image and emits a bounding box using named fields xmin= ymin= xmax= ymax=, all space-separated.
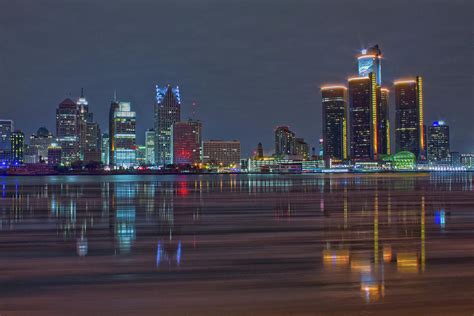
xmin=0 ymin=173 xmax=473 ymax=315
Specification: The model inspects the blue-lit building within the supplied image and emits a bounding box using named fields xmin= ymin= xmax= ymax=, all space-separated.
xmin=0 ymin=119 xmax=14 ymax=166
xmin=11 ymin=130 xmax=25 ymax=165
xmin=112 ymin=102 xmax=137 ymax=169
xmin=154 ymin=85 xmax=181 ymax=166
xmin=358 ymin=45 xmax=382 ymax=85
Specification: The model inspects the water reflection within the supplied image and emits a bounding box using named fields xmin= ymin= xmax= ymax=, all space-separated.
xmin=0 ymin=173 xmax=472 ymax=312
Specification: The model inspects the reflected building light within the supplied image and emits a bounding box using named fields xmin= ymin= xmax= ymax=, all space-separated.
xmin=115 ymin=206 xmax=136 ymax=254
xmin=383 ymin=245 xmax=392 ymax=263
xmin=397 ymin=252 xmax=419 ymax=273
xmin=76 ymin=234 xmax=88 ymax=257
xmin=360 ymin=273 xmax=385 ymax=303
xmin=323 ymin=249 xmax=350 ymax=268
xmin=434 ymin=210 xmax=446 ymax=230
xmin=351 ymin=257 xmax=372 ymax=273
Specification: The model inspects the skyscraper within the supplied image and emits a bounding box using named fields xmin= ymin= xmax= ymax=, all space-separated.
xmin=394 ymin=76 xmax=425 ymax=159
xmin=101 ymin=133 xmax=110 ymax=165
xmin=428 ymin=121 xmax=450 ymax=163
xmin=145 ymin=129 xmax=155 ymax=165
xmin=348 ymin=73 xmax=378 ymax=161
xmin=321 ymin=86 xmax=348 ymax=163
xmin=379 ymin=88 xmax=390 ymax=155
xmin=0 ymin=119 xmax=13 ymax=165
xmin=84 ymin=121 xmax=101 ymax=163
xmin=256 ymin=142 xmax=264 ymax=159
xmin=358 ymin=44 xmax=382 ymax=85
xmin=155 ymin=85 xmax=181 ymax=166
xmin=108 ymin=99 xmax=120 ymax=166
xmin=171 ymin=120 xmax=202 ymax=165
xmin=77 ymin=89 xmax=92 ymax=160
xmin=274 ymin=126 xmax=295 ymax=157
xmin=294 ymin=138 xmax=310 ymax=160
xmin=112 ymin=102 xmax=136 ymax=169
xmin=11 ymin=130 xmax=25 ymax=165
xmin=56 ymin=98 xmax=80 ymax=165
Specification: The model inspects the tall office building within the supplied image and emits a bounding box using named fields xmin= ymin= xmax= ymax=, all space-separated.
xmin=112 ymin=102 xmax=136 ymax=168
xmin=77 ymin=89 xmax=92 ymax=160
xmin=379 ymin=88 xmax=390 ymax=155
xmin=155 ymin=85 xmax=181 ymax=166
xmin=202 ymin=140 xmax=240 ymax=167
xmin=428 ymin=121 xmax=450 ymax=163
xmin=145 ymin=129 xmax=155 ymax=165
xmin=348 ymin=73 xmax=378 ymax=161
xmin=171 ymin=120 xmax=202 ymax=165
xmin=394 ymin=76 xmax=425 ymax=159
xmin=56 ymin=98 xmax=80 ymax=165
xmin=321 ymin=86 xmax=348 ymax=162
xmin=29 ymin=127 xmax=55 ymax=163
xmin=11 ymin=130 xmax=25 ymax=165
xmin=108 ymin=99 xmax=120 ymax=166
xmin=84 ymin=121 xmax=101 ymax=163
xmin=256 ymin=142 xmax=264 ymax=159
xmin=274 ymin=126 xmax=295 ymax=157
xmin=0 ymin=119 xmax=13 ymax=165
xmin=101 ymin=133 xmax=110 ymax=165
xmin=358 ymin=44 xmax=382 ymax=85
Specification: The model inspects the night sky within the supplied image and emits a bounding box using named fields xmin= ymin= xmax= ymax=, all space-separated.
xmin=0 ymin=0 xmax=472 ymax=155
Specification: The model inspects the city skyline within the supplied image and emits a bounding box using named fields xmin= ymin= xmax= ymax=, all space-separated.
xmin=0 ymin=0 xmax=472 ymax=155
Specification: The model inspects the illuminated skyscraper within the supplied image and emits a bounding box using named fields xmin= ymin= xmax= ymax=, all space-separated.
xmin=202 ymin=140 xmax=240 ymax=167
xmin=379 ymin=88 xmax=390 ymax=155
xmin=171 ymin=120 xmax=202 ymax=165
xmin=101 ymin=133 xmax=110 ymax=165
xmin=155 ymin=85 xmax=181 ymax=166
xmin=11 ymin=130 xmax=25 ymax=165
xmin=428 ymin=121 xmax=450 ymax=163
xmin=358 ymin=45 xmax=382 ymax=85
xmin=56 ymin=98 xmax=80 ymax=165
xmin=348 ymin=73 xmax=378 ymax=161
xmin=321 ymin=86 xmax=348 ymax=163
xmin=145 ymin=129 xmax=155 ymax=165
xmin=0 ymin=119 xmax=13 ymax=165
xmin=29 ymin=127 xmax=55 ymax=163
xmin=394 ymin=76 xmax=425 ymax=159
xmin=108 ymin=99 xmax=120 ymax=166
xmin=112 ymin=102 xmax=136 ymax=168
xmin=274 ymin=126 xmax=295 ymax=157
xmin=295 ymin=138 xmax=310 ymax=160
xmin=84 ymin=121 xmax=101 ymax=163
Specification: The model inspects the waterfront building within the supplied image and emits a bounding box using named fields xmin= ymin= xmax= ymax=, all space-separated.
xmin=321 ymin=86 xmax=348 ymax=163
xmin=202 ymin=140 xmax=240 ymax=168
xmin=155 ymin=85 xmax=181 ymax=166
xmin=11 ymin=130 xmax=25 ymax=165
xmin=379 ymin=88 xmax=390 ymax=155
xmin=112 ymin=102 xmax=136 ymax=169
xmin=275 ymin=126 xmax=295 ymax=157
xmin=256 ymin=142 xmax=264 ymax=159
xmin=56 ymin=98 xmax=80 ymax=165
xmin=101 ymin=133 xmax=110 ymax=165
xmin=357 ymin=45 xmax=382 ymax=85
xmin=427 ymin=121 xmax=450 ymax=163
xmin=108 ymin=99 xmax=120 ymax=166
xmin=295 ymin=138 xmax=310 ymax=160
xmin=29 ymin=127 xmax=55 ymax=163
xmin=0 ymin=119 xmax=13 ymax=165
xmin=84 ymin=121 xmax=101 ymax=163
xmin=136 ymin=145 xmax=146 ymax=166
xmin=394 ymin=77 xmax=425 ymax=160
xmin=171 ymin=120 xmax=202 ymax=165
xmin=348 ymin=73 xmax=378 ymax=161
xmin=47 ymin=144 xmax=62 ymax=167
xmin=461 ymin=154 xmax=474 ymax=169
xmin=145 ymin=129 xmax=155 ymax=165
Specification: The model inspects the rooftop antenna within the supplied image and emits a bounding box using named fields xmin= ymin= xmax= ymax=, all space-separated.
xmin=191 ymin=101 xmax=197 ymax=120
xmin=80 ymin=88 xmax=84 ymax=98
xmin=113 ymin=89 xmax=117 ymax=102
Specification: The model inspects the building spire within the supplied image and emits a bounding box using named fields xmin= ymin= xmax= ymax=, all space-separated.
xmin=113 ymin=89 xmax=117 ymax=102
xmin=81 ymin=88 xmax=84 ymax=98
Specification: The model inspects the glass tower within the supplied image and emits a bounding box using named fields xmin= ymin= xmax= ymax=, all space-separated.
xmin=358 ymin=45 xmax=382 ymax=85
xmin=112 ymin=102 xmax=136 ymax=169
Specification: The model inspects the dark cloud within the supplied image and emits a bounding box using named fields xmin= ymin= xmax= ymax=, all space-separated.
xmin=0 ymin=0 xmax=472 ymax=155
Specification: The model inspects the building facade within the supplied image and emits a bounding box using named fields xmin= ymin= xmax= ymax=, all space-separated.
xmin=321 ymin=86 xmax=347 ymax=163
xmin=348 ymin=73 xmax=378 ymax=161
xmin=56 ymin=98 xmax=80 ymax=165
xmin=108 ymin=100 xmax=120 ymax=166
xmin=379 ymin=88 xmax=390 ymax=155
xmin=145 ymin=129 xmax=155 ymax=165
xmin=11 ymin=130 xmax=25 ymax=165
xmin=394 ymin=77 xmax=425 ymax=160
xmin=427 ymin=121 xmax=450 ymax=163
xmin=154 ymin=85 xmax=181 ymax=166
xmin=294 ymin=138 xmax=310 ymax=160
xmin=84 ymin=121 xmax=101 ymax=163
xmin=112 ymin=102 xmax=136 ymax=168
xmin=171 ymin=120 xmax=202 ymax=165
xmin=0 ymin=119 xmax=13 ymax=165
xmin=29 ymin=127 xmax=55 ymax=163
xmin=274 ymin=126 xmax=295 ymax=157
xmin=358 ymin=45 xmax=382 ymax=85
xmin=101 ymin=133 xmax=110 ymax=165
xmin=202 ymin=140 xmax=240 ymax=168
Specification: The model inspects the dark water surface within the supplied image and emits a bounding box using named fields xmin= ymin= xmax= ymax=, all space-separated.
xmin=0 ymin=173 xmax=473 ymax=315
